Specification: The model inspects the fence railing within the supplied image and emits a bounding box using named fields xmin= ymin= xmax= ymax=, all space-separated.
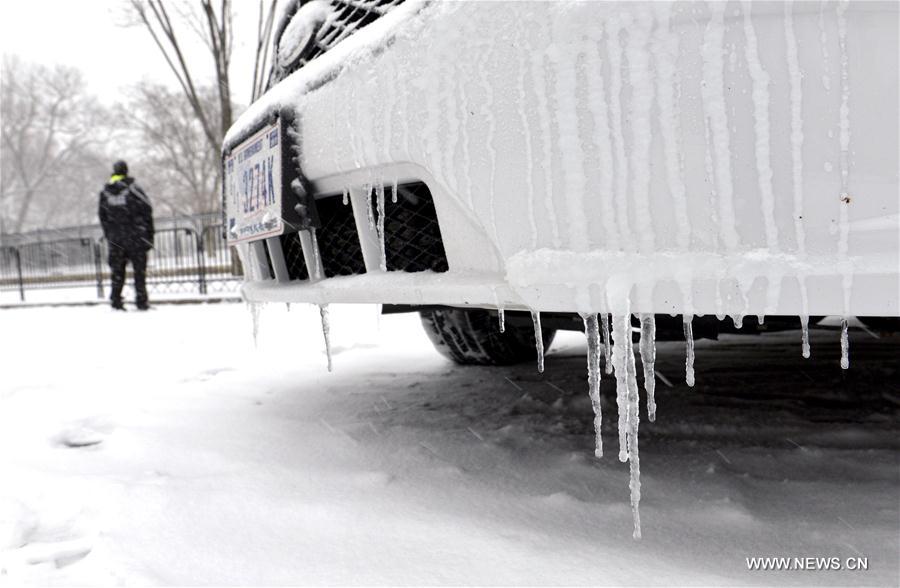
xmin=0 ymin=222 xmax=243 ymax=302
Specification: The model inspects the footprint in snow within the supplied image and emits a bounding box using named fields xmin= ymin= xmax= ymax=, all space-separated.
xmin=0 ymin=499 xmax=94 ymax=576
xmin=180 ymin=367 xmax=235 ymax=383
xmin=54 ymin=417 xmax=115 ymax=449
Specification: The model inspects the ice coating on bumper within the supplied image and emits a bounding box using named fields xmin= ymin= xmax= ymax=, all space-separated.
xmin=231 ymin=1 xmax=898 ymax=540
xmin=238 ymin=0 xmax=896 ymax=318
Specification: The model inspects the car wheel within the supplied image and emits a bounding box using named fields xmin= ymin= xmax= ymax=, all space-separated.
xmin=419 ymin=308 xmax=556 ymax=366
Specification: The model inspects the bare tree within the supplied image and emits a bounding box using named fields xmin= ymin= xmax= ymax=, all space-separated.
xmin=122 ymin=0 xmax=280 ymax=222
xmin=118 ymin=82 xmax=222 ymax=216
xmin=127 ymin=0 xmax=227 ymax=154
xmin=127 ymin=0 xmax=280 ymax=152
xmin=251 ymin=0 xmax=279 ymax=102
xmin=0 ymin=56 xmax=111 ymax=233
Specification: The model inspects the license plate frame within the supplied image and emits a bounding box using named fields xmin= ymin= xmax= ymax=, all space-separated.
xmin=223 ymin=118 xmax=286 ymax=245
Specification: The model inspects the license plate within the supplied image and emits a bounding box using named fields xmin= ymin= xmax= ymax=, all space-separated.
xmin=224 ymin=120 xmax=284 ymax=244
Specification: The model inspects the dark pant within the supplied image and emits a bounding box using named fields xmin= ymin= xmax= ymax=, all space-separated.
xmin=109 ymin=245 xmax=148 ymax=307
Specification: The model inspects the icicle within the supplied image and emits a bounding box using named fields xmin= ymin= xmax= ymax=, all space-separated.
xmin=610 ymin=314 xmax=631 ymax=463
xmin=627 ymin=339 xmax=642 ymax=541
xmin=285 ymin=303 xmax=291 ymax=313
xmin=531 ymin=310 xmax=545 ymax=374
xmin=639 ymin=314 xmax=657 ymax=422
xmin=601 ymin=313 xmax=613 ymax=375
xmin=731 ymin=313 xmax=744 ymax=329
xmin=800 ymin=314 xmax=811 ymax=358
xmin=612 ymin=311 xmax=643 ymax=539
xmin=498 ymin=308 xmax=505 ymax=333
xmin=799 ymin=274 xmax=811 ymax=348
xmin=580 ymin=313 xmax=603 ymax=458
xmin=319 ymin=304 xmax=333 ymax=372
xmin=684 ymin=315 xmax=695 ymax=387
xmin=309 ymin=228 xmax=323 ymax=280
xmin=248 ymin=302 xmax=262 ymax=348
xmin=376 ymin=184 xmax=387 ymax=271
xmin=342 ymin=187 xmax=349 ymax=206
xmin=391 ymin=177 xmax=398 ymax=204
xmin=840 ymin=317 xmax=849 ymax=369
xmin=757 ymin=314 xmax=765 ymax=326
xmin=364 ymin=184 xmax=375 ymax=231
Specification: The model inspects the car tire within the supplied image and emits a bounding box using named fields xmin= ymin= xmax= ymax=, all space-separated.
xmin=419 ymin=308 xmax=556 ymax=366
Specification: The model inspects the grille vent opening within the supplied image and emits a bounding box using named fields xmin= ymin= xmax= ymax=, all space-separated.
xmin=279 ymin=231 xmax=309 ymax=280
xmin=315 ymin=194 xmax=366 ymax=277
xmin=374 ymin=183 xmax=449 ymax=273
xmin=261 ymin=182 xmax=446 ymax=282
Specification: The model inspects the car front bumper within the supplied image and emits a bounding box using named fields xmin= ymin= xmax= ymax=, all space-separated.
xmin=229 ymin=0 xmax=899 ymax=318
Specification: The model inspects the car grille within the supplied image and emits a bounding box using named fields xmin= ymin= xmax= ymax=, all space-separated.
xmin=262 ymin=183 xmax=447 ymax=283
xmin=270 ymin=0 xmax=406 ymax=88
xmin=316 ymin=194 xmax=367 ymax=277
xmin=312 ymin=0 xmax=405 ymax=58
xmin=379 ymin=183 xmax=449 ymax=273
xmin=279 ymin=231 xmax=309 ymax=280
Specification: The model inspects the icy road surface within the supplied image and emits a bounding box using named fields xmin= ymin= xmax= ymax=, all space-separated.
xmin=0 ymin=303 xmax=897 ymax=585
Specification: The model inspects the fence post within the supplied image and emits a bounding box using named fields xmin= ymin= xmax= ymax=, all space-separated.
xmin=93 ymin=240 xmax=105 ymax=299
xmin=195 ymin=228 xmax=207 ymax=295
xmin=13 ymin=247 xmax=24 ymax=302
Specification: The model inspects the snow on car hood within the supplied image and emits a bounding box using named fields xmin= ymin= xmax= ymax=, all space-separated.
xmin=225 ymin=0 xmax=431 ymax=150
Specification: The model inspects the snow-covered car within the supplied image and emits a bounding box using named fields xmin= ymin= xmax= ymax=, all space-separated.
xmin=223 ymin=0 xmax=899 ymax=368
xmin=222 ymin=0 xmax=898 ymax=540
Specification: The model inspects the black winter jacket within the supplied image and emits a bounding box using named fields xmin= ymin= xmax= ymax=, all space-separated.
xmin=98 ymin=177 xmax=155 ymax=250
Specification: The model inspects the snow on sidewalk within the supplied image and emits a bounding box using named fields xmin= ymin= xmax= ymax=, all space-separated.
xmin=0 ymin=303 xmax=897 ymax=585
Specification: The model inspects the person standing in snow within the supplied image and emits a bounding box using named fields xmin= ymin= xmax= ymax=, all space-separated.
xmin=98 ymin=160 xmax=155 ymax=311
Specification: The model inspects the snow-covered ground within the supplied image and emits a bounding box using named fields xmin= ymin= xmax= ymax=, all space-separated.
xmin=0 ymin=303 xmax=897 ymax=586
xmin=0 ymin=283 xmax=240 ymax=306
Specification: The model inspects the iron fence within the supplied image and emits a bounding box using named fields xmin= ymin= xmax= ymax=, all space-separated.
xmin=0 ymin=219 xmax=243 ymax=302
